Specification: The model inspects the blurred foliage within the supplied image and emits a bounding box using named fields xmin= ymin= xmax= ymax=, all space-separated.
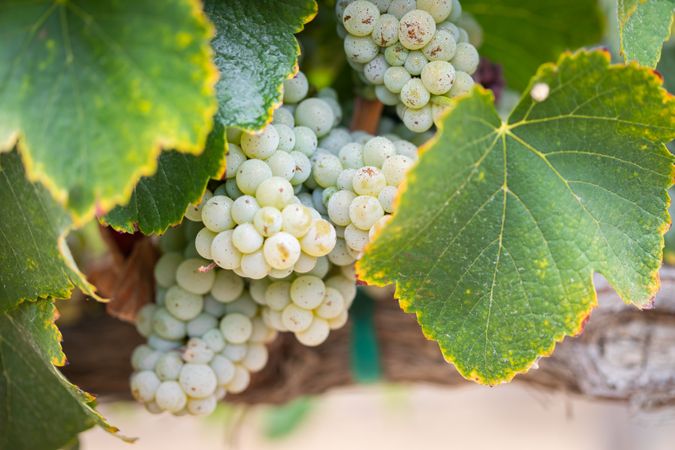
xmin=262 ymin=396 xmax=315 ymax=440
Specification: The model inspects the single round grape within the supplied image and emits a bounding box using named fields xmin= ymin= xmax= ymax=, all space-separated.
xmin=417 ymin=0 xmax=453 ymax=22
xmin=363 ymin=55 xmax=389 ymax=85
xmin=210 ymin=354 xmax=235 ymax=385
xmin=319 ymin=128 xmax=352 ymax=154
xmin=242 ymin=343 xmax=268 ymax=372
xmin=400 ymin=78 xmax=431 ymax=109
xmin=327 ymin=190 xmax=356 ymax=227
xmin=225 ymin=144 xmax=246 ymax=179
xmin=220 ymin=313 xmax=253 ymax=344
xmin=294 ymin=252 xmax=318 ymax=273
xmin=344 ymin=223 xmax=371 ymax=252
xmin=293 ymin=126 xmax=318 ymax=156
xmin=131 ymin=370 xmax=160 ymax=403
xmin=316 ymin=287 xmax=346 ymax=319
xmin=273 ymin=124 xmax=296 ymax=153
xmin=437 ymin=20 xmax=460 ymax=40
xmin=236 ymin=159 xmax=273 ymax=196
xmin=272 ymin=107 xmax=295 ymax=127
xmin=344 ymin=34 xmax=379 ymax=64
xmin=458 ymin=28 xmax=469 ymax=44
xmin=295 ymin=98 xmax=335 ymax=138
xmin=311 ymin=188 xmax=326 ymax=214
xmin=210 ymin=270 xmax=245 ymax=303
xmin=451 ymin=42 xmax=479 ymax=74
xmin=353 ymin=166 xmax=387 ymax=196
xmin=262 ymin=307 xmax=286 ymax=331
xmin=263 ymin=231 xmax=301 ymax=269
xmin=350 ymin=195 xmax=385 ymax=230
xmin=239 ymin=250 xmax=271 ymax=279
xmin=147 ymin=334 xmax=182 ymax=352
xmin=187 ymin=395 xmax=217 ymax=416
xmin=403 ymin=104 xmax=434 ymax=132
xmin=371 ymin=13 xmax=399 ymax=47
xmin=266 ymin=150 xmax=295 ymax=181
xmin=321 ymin=96 xmax=343 ymax=126
xmin=290 ymin=275 xmax=326 ymax=310
xmin=179 ymin=363 xmax=217 ymax=399
xmin=226 ymin=365 xmax=251 ymax=394
xmin=295 ymin=317 xmax=330 ymax=346
xmin=338 ymin=143 xmax=364 ymax=169
xmin=384 ymin=42 xmax=409 ymax=66
xmin=182 ymin=338 xmax=215 ymax=364
xmin=342 ymin=0 xmax=380 ymax=36
xmin=204 ymin=295 xmax=228 ymax=316
xmin=265 ymin=280 xmax=292 ymax=310
xmin=155 ymin=351 xmax=184 ymax=381
xmin=313 ymin=153 xmax=343 ymax=188
xmin=387 ymin=0 xmax=415 ymax=19
xmin=403 ymin=51 xmax=427 ymax=77
xmin=154 ymin=252 xmax=182 ymax=289
xmin=281 ymin=303 xmax=314 ymax=332
xmin=222 ymin=343 xmax=248 ymax=362
xmin=131 ymin=344 xmax=161 ymax=371
xmin=398 ymin=9 xmax=436 ymax=50
xmin=447 ymin=70 xmax=474 ymax=97
xmin=378 ymin=185 xmax=398 ymax=213
xmin=136 ymin=304 xmax=157 ymax=338
xmin=225 ymin=178 xmax=243 ymax=200
xmin=449 ymin=0 xmax=462 ymax=21
xmin=255 ymin=176 xmax=294 ymax=209
xmin=201 ymin=195 xmax=235 ymax=233
xmin=156 ymin=287 xmax=167 ymax=306
xmin=375 ymin=85 xmax=400 ymax=106
xmin=382 ymin=153 xmax=414 ymax=185
xmin=383 ymin=66 xmax=411 ymax=93
xmin=287 ymin=151 xmax=310 ymax=186
xmin=337 ymin=169 xmax=357 ymax=191
xmin=195 ymin=228 xmax=216 ymax=260
xmin=283 ymin=71 xmax=309 ymax=104
xmin=322 ymin=186 xmax=338 ymax=209
xmin=300 ymin=219 xmax=337 ymax=256
xmin=424 ymin=32 xmax=456 ymax=63
xmin=326 ymin=275 xmax=357 ymax=306
xmin=202 ymin=328 xmax=226 ymax=353
xmin=363 ymin=136 xmax=396 ymax=167
xmin=226 ymin=293 xmax=258 ymax=317
xmin=176 ymin=258 xmax=215 ymax=295
xmin=165 ymin=285 xmax=204 ymax=321
xmin=329 ymin=309 xmax=350 ymax=330
xmin=211 ymin=230 xmax=243 ymax=272
xmin=231 ymin=195 xmax=260 ymax=225
xmin=394 ymin=139 xmax=418 ymax=159
xmin=328 ymin=238 xmax=357 ymax=266
xmin=368 ymin=214 xmax=393 ymax=240
xmin=232 ymin=223 xmax=264 ymax=254
xmin=253 ymin=206 xmax=283 ymax=237
xmin=184 ymin=190 xmax=212 ymax=222
xmin=241 ymin=125 xmax=280 ymax=159
xmin=371 ymin=0 xmax=392 ymax=12
xmin=186 ymin=313 xmax=218 ymax=338
xmin=226 ymin=127 xmax=243 ymax=144
xmin=281 ymin=204 xmax=313 ymax=237
xmin=307 ymin=256 xmax=331 ymax=279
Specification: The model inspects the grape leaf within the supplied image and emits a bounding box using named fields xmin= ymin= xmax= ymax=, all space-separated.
xmin=618 ymin=0 xmax=674 ymax=68
xmin=0 ymin=151 xmax=95 ymax=312
xmin=0 ymin=301 xmax=127 ymax=450
xmin=463 ymin=0 xmax=603 ymax=90
xmin=358 ymin=50 xmax=675 ymax=384
xmin=0 ymin=0 xmax=218 ymax=223
xmin=204 ymin=0 xmax=317 ymax=131
xmin=103 ymin=123 xmax=227 ymax=235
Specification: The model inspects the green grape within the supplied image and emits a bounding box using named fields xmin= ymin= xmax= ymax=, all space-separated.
xmin=342 ymin=0 xmax=380 ymax=36
xmin=225 ymin=143 xmax=246 ymax=179
xmin=422 ymin=30 xmax=457 ymax=61
xmin=400 ymin=78 xmax=431 ymax=109
xmin=404 ymin=50 xmax=428 ymax=76
xmin=337 ymin=168 xmax=357 ymax=190
xmin=386 ymin=0 xmax=415 ymax=19
xmin=176 ymin=258 xmax=215 ymax=295
xmin=195 ymin=228 xmax=216 ymax=260
xmin=186 ymin=314 xmax=218 ymax=339
xmin=352 ymin=166 xmax=387 ymax=196
xmin=272 ymin=107 xmax=295 ymax=127
xmin=338 ymin=142 xmax=365 ymax=169
xmin=152 ymin=307 xmax=188 ymax=340
xmin=398 ymin=9 xmax=436 ymax=50
xmin=293 ymin=126 xmax=318 ymax=156
xmin=232 ymin=223 xmax=264 ymax=254
xmin=226 ymin=127 xmax=243 ymax=145
xmin=154 ymin=252 xmax=183 ymax=289
xmin=329 ymin=189 xmax=358 ymax=227
xmin=253 ymin=206 xmax=283 ymax=237
xmin=371 ymin=13 xmax=400 ymax=47
xmin=417 ymin=0 xmax=453 ymax=22
xmin=273 ymin=124 xmax=296 ymax=152
xmin=451 ymin=42 xmax=479 ymax=74
xmin=349 ymin=195 xmax=385 ymax=230
xmin=449 ymin=0 xmax=462 ymax=21
xmin=363 ymin=55 xmax=389 ymax=85
xmin=344 ymin=34 xmax=379 ymax=64
xmin=256 ymin=176 xmax=294 ymax=209
xmin=313 ymin=153 xmax=343 ymax=187
xmin=266 ymin=150 xmax=295 ymax=180
xmin=375 ymin=85 xmax=400 ymax=106
xmin=225 ymin=178 xmax=243 ymax=200
xmin=290 ymin=151 xmax=312 ymax=185
xmin=384 ymin=42 xmax=409 ymax=66
xmin=377 ymin=185 xmax=398 ymax=213
xmin=236 ymin=159 xmax=273 ymax=195
xmin=383 ymin=66 xmax=412 ymax=93
xmin=319 ymin=127 xmax=352 ymax=154
xmin=437 ymin=20 xmax=460 ymax=40
xmin=447 ymin=70 xmax=474 ymax=97
xmin=211 ymin=269 xmax=245 ymax=303
xmin=283 ymin=71 xmax=309 ymax=104
xmin=201 ymin=195 xmax=235 ymax=233
xmin=363 ymin=136 xmax=396 ymax=167
xmin=344 ymin=223 xmax=370 ymax=252
xmin=382 ymin=153 xmax=414 ymax=185
xmin=240 ymin=125 xmax=279 ymax=159
xmin=263 ymin=232 xmax=302 ymax=269
xmin=421 ymin=60 xmax=456 ymax=95
xmin=295 ymin=98 xmax=335 ymax=138
xmin=231 ymin=195 xmax=260 ymax=225
xmin=371 ymin=0 xmax=392 ymax=12
xmin=403 ymin=104 xmax=434 ymax=132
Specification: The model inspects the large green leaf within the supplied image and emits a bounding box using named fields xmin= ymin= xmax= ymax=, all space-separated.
xmin=0 ymin=301 xmax=125 ymax=450
xmin=0 ymin=151 xmax=94 ymax=312
xmin=358 ymin=50 xmax=675 ymax=384
xmin=0 ymin=0 xmax=218 ymax=222
xmin=618 ymin=0 xmax=674 ymax=68
xmin=204 ymin=0 xmax=317 ymax=131
xmin=103 ymin=123 xmax=227 ymax=235
xmin=464 ymin=0 xmax=603 ymax=90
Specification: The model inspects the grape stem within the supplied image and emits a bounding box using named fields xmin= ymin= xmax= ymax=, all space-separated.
xmin=350 ymin=97 xmax=383 ymax=134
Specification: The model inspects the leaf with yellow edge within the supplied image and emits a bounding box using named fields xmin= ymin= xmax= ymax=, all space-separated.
xmin=618 ymin=0 xmax=674 ymax=67
xmin=358 ymin=50 xmax=675 ymax=384
xmin=0 ymin=0 xmax=218 ymax=222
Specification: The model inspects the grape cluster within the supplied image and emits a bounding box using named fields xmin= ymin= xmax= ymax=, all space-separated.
xmin=337 ymin=0 xmax=479 ymax=132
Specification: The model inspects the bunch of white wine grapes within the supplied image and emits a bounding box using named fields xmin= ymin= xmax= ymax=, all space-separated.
xmin=129 ymin=229 xmax=277 ymax=416
xmin=336 ymin=0 xmax=480 ymax=132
